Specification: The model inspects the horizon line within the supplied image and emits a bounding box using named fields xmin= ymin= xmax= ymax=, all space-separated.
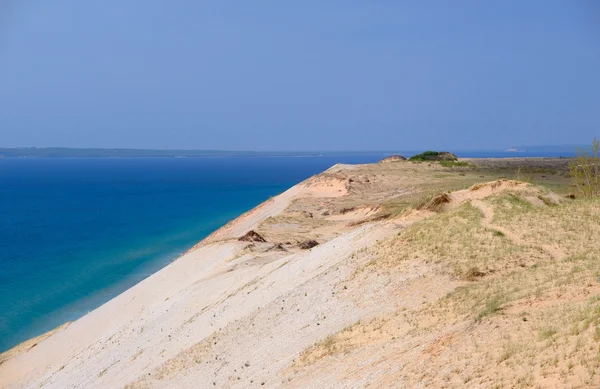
xmin=0 ymin=145 xmax=586 ymax=153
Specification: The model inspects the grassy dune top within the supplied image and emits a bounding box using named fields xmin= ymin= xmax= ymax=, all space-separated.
xmin=292 ymin=179 xmax=600 ymax=388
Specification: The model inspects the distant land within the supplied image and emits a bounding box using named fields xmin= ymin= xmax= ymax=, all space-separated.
xmin=0 ymin=146 xmax=586 ymax=158
xmin=0 ymin=148 xmax=387 ymax=158
xmin=504 ymin=144 xmax=587 ymax=153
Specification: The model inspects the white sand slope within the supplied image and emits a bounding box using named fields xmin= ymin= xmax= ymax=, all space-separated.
xmin=0 ymin=169 xmax=403 ymax=389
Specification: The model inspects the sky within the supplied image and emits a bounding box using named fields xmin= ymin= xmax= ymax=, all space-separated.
xmin=0 ymin=1 xmax=599 ymax=151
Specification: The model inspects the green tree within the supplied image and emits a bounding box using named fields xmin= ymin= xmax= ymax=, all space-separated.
xmin=570 ymin=138 xmax=600 ymax=197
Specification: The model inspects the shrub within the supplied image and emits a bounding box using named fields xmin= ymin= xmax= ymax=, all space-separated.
xmin=569 ymin=138 xmax=600 ymax=197
xmin=409 ymin=151 xmax=440 ymax=161
xmin=409 ymin=151 xmax=458 ymax=162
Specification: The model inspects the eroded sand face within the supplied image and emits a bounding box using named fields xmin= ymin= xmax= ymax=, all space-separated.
xmin=1 ymin=158 xmax=581 ymax=388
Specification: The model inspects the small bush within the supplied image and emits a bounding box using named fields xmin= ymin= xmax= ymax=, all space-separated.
xmin=570 ymin=138 xmax=600 ymax=197
xmin=409 ymin=151 xmax=458 ymax=162
xmin=409 ymin=151 xmax=440 ymax=161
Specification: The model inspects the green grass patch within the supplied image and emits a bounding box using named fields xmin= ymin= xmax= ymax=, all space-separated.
xmin=409 ymin=151 xmax=441 ymax=161
xmin=409 ymin=150 xmax=458 ymax=162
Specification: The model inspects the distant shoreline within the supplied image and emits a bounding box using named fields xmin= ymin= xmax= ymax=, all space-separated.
xmin=0 ymin=148 xmax=388 ymax=159
xmin=0 ymin=147 xmax=577 ymax=159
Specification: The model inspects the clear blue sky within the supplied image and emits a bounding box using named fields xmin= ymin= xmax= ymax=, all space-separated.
xmin=1 ymin=1 xmax=599 ymax=151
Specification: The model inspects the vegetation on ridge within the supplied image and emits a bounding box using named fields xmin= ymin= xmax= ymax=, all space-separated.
xmin=408 ymin=150 xmax=458 ymax=162
xmin=439 ymin=160 xmax=471 ymax=168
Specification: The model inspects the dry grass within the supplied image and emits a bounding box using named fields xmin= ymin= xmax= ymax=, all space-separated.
xmin=416 ymin=192 xmax=451 ymax=212
xmin=293 ymin=318 xmax=390 ymax=369
xmin=399 ymin=195 xmax=600 ymax=387
xmin=372 ymin=201 xmax=544 ymax=279
xmin=291 ymin=184 xmax=600 ymax=388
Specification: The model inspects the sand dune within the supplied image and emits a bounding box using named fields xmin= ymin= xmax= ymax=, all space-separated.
xmin=6 ymin=158 xmax=598 ymax=389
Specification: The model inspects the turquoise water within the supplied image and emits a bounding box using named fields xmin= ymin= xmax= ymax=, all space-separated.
xmin=0 ymin=155 xmax=391 ymax=352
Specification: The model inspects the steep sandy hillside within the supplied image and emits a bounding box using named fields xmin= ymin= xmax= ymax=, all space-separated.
xmin=287 ymin=183 xmax=600 ymax=389
xmin=3 ymin=158 xmax=593 ymax=389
